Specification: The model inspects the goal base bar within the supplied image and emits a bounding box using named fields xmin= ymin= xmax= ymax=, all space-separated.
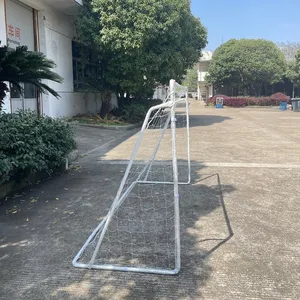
xmin=72 ymin=215 xmax=181 ymax=275
xmin=72 ymin=261 xmax=180 ymax=275
xmin=137 ymin=180 xmax=191 ymax=185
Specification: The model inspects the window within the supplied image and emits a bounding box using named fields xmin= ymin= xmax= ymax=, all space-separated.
xmin=10 ymin=83 xmax=21 ymax=98
xmin=24 ymin=83 xmax=37 ymax=99
xmin=72 ymin=41 xmax=99 ymax=91
xmin=10 ymin=83 xmax=37 ymax=99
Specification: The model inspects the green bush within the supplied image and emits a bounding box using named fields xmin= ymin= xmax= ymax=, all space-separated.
xmin=122 ymin=99 xmax=162 ymax=123
xmin=0 ymin=110 xmax=76 ymax=184
xmin=122 ymin=102 xmax=148 ymax=123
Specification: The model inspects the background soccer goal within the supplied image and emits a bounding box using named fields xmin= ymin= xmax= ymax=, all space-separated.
xmin=73 ymin=80 xmax=190 ymax=275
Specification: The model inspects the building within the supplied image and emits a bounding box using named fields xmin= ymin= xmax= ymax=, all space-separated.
xmin=197 ymin=50 xmax=213 ymax=101
xmin=0 ymin=0 xmax=112 ymax=117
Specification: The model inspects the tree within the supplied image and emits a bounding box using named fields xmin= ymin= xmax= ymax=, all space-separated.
xmin=0 ymin=45 xmax=63 ymax=111
xmin=206 ymin=39 xmax=287 ymax=96
xmin=182 ymin=66 xmax=198 ymax=91
xmin=286 ymin=50 xmax=300 ymax=97
xmin=76 ymin=0 xmax=207 ymax=105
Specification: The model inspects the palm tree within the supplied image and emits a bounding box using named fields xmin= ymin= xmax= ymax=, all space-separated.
xmin=0 ymin=44 xmax=63 ymax=112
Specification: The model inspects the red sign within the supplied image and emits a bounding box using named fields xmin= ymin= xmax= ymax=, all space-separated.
xmin=8 ymin=25 xmax=14 ymax=37
xmin=15 ymin=27 xmax=20 ymax=40
xmin=7 ymin=25 xmax=21 ymax=39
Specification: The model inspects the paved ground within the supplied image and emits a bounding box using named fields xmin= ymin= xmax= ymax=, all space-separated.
xmin=1 ymin=101 xmax=300 ymax=299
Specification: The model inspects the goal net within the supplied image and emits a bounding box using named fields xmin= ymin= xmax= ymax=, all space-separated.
xmin=73 ymin=80 xmax=190 ymax=275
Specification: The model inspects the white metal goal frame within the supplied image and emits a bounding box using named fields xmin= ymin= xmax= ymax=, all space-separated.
xmin=72 ymin=80 xmax=190 ymax=275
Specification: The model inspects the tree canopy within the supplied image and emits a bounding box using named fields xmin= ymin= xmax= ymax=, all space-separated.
xmin=286 ymin=50 xmax=300 ymax=93
xmin=76 ymin=0 xmax=207 ymax=101
xmin=206 ymin=39 xmax=287 ymax=96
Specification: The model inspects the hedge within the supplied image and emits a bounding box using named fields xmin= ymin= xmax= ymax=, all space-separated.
xmin=207 ymin=93 xmax=290 ymax=107
xmin=122 ymin=99 xmax=162 ymax=123
xmin=0 ymin=110 xmax=76 ymax=185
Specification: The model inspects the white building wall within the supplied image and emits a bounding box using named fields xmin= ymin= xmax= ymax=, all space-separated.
xmin=197 ymin=52 xmax=214 ymax=101
xmin=153 ymin=86 xmax=167 ymax=101
xmin=36 ymin=3 xmax=103 ymax=118
xmin=2 ymin=0 xmax=104 ymax=118
xmin=49 ymin=92 xmax=102 ymax=118
xmin=0 ymin=0 xmax=7 ymax=44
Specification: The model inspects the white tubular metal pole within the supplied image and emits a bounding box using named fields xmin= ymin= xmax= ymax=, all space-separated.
xmin=170 ymin=80 xmax=181 ymax=272
xmin=73 ymin=80 xmax=189 ymax=275
xmin=88 ymin=102 xmax=173 ymax=266
xmin=72 ymin=263 xmax=180 ymax=275
xmin=72 ymin=217 xmax=107 ymax=266
xmin=185 ymin=92 xmax=191 ymax=184
xmin=143 ymin=112 xmax=171 ymax=182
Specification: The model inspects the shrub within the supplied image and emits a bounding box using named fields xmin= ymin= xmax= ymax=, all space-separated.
xmin=244 ymin=96 xmax=272 ymax=106
xmin=122 ymin=99 xmax=162 ymax=123
xmin=0 ymin=110 xmax=76 ymax=184
xmin=270 ymin=93 xmax=290 ymax=104
xmin=122 ymin=102 xmax=149 ymax=123
xmin=224 ymin=97 xmax=246 ymax=107
xmin=207 ymin=93 xmax=290 ymax=107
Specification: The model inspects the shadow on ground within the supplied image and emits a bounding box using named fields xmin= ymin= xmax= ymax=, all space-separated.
xmin=189 ymin=115 xmax=232 ymax=128
xmin=74 ymin=125 xmax=140 ymax=156
xmin=0 ymin=160 xmax=234 ymax=299
xmin=0 ymin=107 xmax=236 ymax=299
xmin=75 ymin=113 xmax=232 ymax=158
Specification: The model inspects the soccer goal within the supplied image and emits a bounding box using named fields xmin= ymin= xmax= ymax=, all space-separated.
xmin=72 ymin=80 xmax=190 ymax=275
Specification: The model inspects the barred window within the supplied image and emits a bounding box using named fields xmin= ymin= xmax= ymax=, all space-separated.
xmin=72 ymin=41 xmax=98 ymax=91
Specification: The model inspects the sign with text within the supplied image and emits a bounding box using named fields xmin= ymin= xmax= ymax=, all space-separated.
xmin=7 ymin=24 xmax=21 ymax=47
xmin=6 ymin=0 xmax=34 ymax=50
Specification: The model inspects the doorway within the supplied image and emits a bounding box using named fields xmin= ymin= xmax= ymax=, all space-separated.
xmin=6 ymin=0 xmax=38 ymax=112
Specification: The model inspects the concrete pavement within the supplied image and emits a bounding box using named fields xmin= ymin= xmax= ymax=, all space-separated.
xmin=1 ymin=101 xmax=300 ymax=299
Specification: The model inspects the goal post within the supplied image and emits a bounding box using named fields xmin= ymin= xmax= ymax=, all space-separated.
xmin=72 ymin=80 xmax=190 ymax=275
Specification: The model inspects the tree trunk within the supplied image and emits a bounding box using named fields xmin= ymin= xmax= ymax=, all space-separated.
xmin=99 ymin=90 xmax=111 ymax=118
xmin=263 ymin=82 xmax=269 ymax=96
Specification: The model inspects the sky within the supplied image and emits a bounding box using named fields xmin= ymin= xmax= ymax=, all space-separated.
xmin=191 ymin=0 xmax=300 ymax=51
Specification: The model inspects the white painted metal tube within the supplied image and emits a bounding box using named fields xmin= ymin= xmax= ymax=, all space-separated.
xmin=143 ymin=112 xmax=172 ymax=181
xmin=185 ymin=94 xmax=191 ymax=184
xmin=73 ymin=262 xmax=180 ymax=275
xmin=73 ymin=80 xmax=189 ymax=275
xmin=88 ymin=102 xmax=176 ymax=266
xmin=170 ymin=79 xmax=181 ymax=272
xmin=137 ymin=180 xmax=190 ymax=185
xmin=72 ymin=218 xmax=107 ymax=266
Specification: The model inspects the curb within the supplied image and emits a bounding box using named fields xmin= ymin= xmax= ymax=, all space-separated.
xmin=239 ymin=106 xmax=281 ymax=109
xmin=75 ymin=123 xmax=141 ymax=131
xmin=205 ymin=105 xmax=283 ymax=109
xmin=68 ymin=149 xmax=79 ymax=163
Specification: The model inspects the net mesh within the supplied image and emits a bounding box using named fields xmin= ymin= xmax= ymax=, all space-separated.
xmin=74 ymin=81 xmax=189 ymax=273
